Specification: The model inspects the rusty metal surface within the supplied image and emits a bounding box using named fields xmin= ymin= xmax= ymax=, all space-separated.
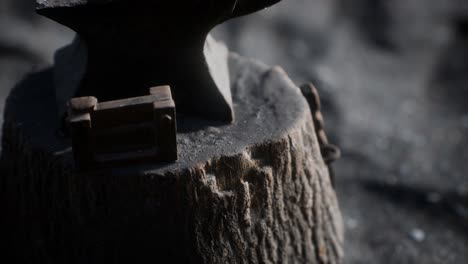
xmin=68 ymin=86 xmax=177 ymax=170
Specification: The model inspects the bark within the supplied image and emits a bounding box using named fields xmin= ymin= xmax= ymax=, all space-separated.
xmin=1 ymin=53 xmax=343 ymax=263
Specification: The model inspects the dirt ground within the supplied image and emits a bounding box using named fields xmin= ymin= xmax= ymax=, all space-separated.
xmin=1 ymin=0 xmax=468 ymax=263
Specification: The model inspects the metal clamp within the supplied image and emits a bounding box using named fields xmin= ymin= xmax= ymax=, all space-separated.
xmin=68 ymin=86 xmax=177 ymax=170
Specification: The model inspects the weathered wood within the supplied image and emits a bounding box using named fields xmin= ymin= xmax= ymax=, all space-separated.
xmin=1 ymin=53 xmax=343 ymax=263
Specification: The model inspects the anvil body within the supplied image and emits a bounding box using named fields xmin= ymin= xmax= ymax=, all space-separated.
xmin=37 ymin=0 xmax=281 ymax=122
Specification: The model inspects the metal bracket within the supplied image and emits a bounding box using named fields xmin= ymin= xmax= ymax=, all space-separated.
xmin=68 ymin=86 xmax=177 ymax=170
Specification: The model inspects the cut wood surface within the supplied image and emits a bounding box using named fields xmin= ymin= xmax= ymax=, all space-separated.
xmin=1 ymin=53 xmax=343 ymax=263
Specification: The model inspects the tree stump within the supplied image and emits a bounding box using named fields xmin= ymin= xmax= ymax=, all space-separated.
xmin=1 ymin=53 xmax=343 ymax=263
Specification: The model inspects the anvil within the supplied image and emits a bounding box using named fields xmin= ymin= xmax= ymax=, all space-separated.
xmin=36 ymin=0 xmax=282 ymax=122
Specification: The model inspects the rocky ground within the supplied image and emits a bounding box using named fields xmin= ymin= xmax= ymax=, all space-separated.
xmin=1 ymin=0 xmax=468 ymax=263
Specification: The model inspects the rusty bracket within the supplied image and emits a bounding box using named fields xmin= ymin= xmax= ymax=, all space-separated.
xmin=301 ymin=83 xmax=341 ymax=187
xmin=68 ymin=85 xmax=177 ymax=170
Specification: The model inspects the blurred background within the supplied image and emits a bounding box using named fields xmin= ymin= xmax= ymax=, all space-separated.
xmin=1 ymin=0 xmax=468 ymax=263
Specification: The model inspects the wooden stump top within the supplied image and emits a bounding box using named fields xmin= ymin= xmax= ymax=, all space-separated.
xmin=4 ymin=53 xmax=308 ymax=176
